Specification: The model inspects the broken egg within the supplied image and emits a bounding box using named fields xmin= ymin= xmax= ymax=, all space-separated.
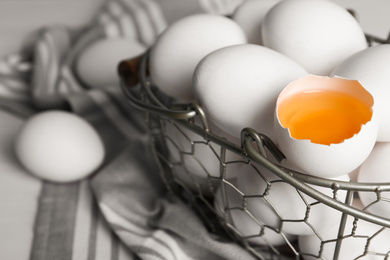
xmin=331 ymin=44 xmax=390 ymax=142
xmin=274 ymin=75 xmax=378 ymax=178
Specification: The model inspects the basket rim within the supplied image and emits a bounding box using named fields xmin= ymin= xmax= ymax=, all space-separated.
xmin=118 ymin=43 xmax=390 ymax=228
xmin=118 ymin=49 xmax=390 ymax=190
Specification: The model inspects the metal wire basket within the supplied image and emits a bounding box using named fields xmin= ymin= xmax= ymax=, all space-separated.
xmin=118 ymin=31 xmax=390 ymax=260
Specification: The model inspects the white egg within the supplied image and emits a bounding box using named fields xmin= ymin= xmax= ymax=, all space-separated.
xmin=235 ymin=160 xmax=350 ymax=236
xmin=331 ymin=44 xmax=390 ymax=142
xmin=214 ymin=179 xmax=296 ymax=246
xmin=232 ymin=0 xmax=280 ymax=45
xmin=76 ymin=37 xmax=146 ymax=88
xmin=299 ymin=199 xmax=390 ymax=259
xmin=193 ymin=44 xmax=307 ymax=141
xmin=165 ymin=120 xmax=221 ymax=181
xmin=261 ymin=0 xmax=367 ymax=75
xmin=149 ymin=13 xmax=247 ymax=101
xmin=14 ymin=110 xmax=105 ymax=183
xmin=163 ymin=118 xmax=244 ymax=195
xmin=357 ymin=142 xmax=390 ymax=218
xmin=275 ymin=75 xmax=378 ymax=178
xmin=348 ymin=165 xmax=361 ymax=182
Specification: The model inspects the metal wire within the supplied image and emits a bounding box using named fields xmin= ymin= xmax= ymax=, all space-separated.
xmin=119 ymin=33 xmax=390 ymax=260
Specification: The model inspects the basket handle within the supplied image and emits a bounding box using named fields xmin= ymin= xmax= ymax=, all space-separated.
xmin=118 ymin=53 xmax=148 ymax=88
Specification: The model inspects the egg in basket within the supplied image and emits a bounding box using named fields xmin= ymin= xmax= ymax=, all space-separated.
xmin=118 ymin=0 xmax=390 ymax=259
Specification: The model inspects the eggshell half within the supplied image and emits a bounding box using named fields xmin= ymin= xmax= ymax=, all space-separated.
xmin=331 ymin=44 xmax=390 ymax=142
xmin=275 ymin=75 xmax=378 ymax=178
xmin=193 ymin=43 xmax=307 ymax=140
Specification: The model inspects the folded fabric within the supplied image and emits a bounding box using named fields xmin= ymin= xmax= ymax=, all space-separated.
xmin=0 ymin=0 xmax=262 ymax=259
xmin=73 ymin=90 xmax=256 ymax=260
xmin=24 ymin=0 xmax=243 ymax=110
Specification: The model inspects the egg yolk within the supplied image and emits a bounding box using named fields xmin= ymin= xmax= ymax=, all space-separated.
xmin=278 ymin=90 xmax=372 ymax=145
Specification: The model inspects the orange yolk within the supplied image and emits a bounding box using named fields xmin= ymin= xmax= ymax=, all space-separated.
xmin=278 ymin=90 xmax=373 ymax=145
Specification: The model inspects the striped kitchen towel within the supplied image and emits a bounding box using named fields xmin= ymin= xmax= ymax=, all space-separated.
xmin=0 ymin=0 xmax=258 ymax=260
xmin=21 ymin=0 xmax=243 ymax=110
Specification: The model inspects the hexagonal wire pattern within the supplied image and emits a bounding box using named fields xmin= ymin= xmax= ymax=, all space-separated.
xmin=119 ymin=32 xmax=390 ymax=260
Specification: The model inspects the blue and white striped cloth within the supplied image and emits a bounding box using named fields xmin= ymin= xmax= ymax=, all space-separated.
xmin=0 ymin=0 xmax=258 ymax=259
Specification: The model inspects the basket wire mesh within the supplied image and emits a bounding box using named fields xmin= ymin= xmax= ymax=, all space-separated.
xmin=118 ymin=30 xmax=390 ymax=260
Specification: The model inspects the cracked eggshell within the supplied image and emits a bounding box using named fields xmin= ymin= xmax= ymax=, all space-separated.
xmin=274 ymin=75 xmax=378 ymax=178
xmin=193 ymin=44 xmax=307 ymax=141
xmin=331 ymin=44 xmax=390 ymax=142
xmin=149 ymin=14 xmax=247 ymax=101
xmin=261 ymin=0 xmax=367 ymax=75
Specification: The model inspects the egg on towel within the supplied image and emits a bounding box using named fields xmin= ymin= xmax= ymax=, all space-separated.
xmin=261 ymin=0 xmax=367 ymax=75
xmin=76 ymin=37 xmax=146 ymax=89
xmin=232 ymin=0 xmax=280 ymax=45
xmin=274 ymin=75 xmax=378 ymax=178
xmin=193 ymin=43 xmax=307 ymax=141
xmin=331 ymin=44 xmax=390 ymax=142
xmin=14 ymin=111 xmax=105 ymax=183
xmin=357 ymin=142 xmax=390 ymax=218
xmin=149 ymin=13 xmax=247 ymax=101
